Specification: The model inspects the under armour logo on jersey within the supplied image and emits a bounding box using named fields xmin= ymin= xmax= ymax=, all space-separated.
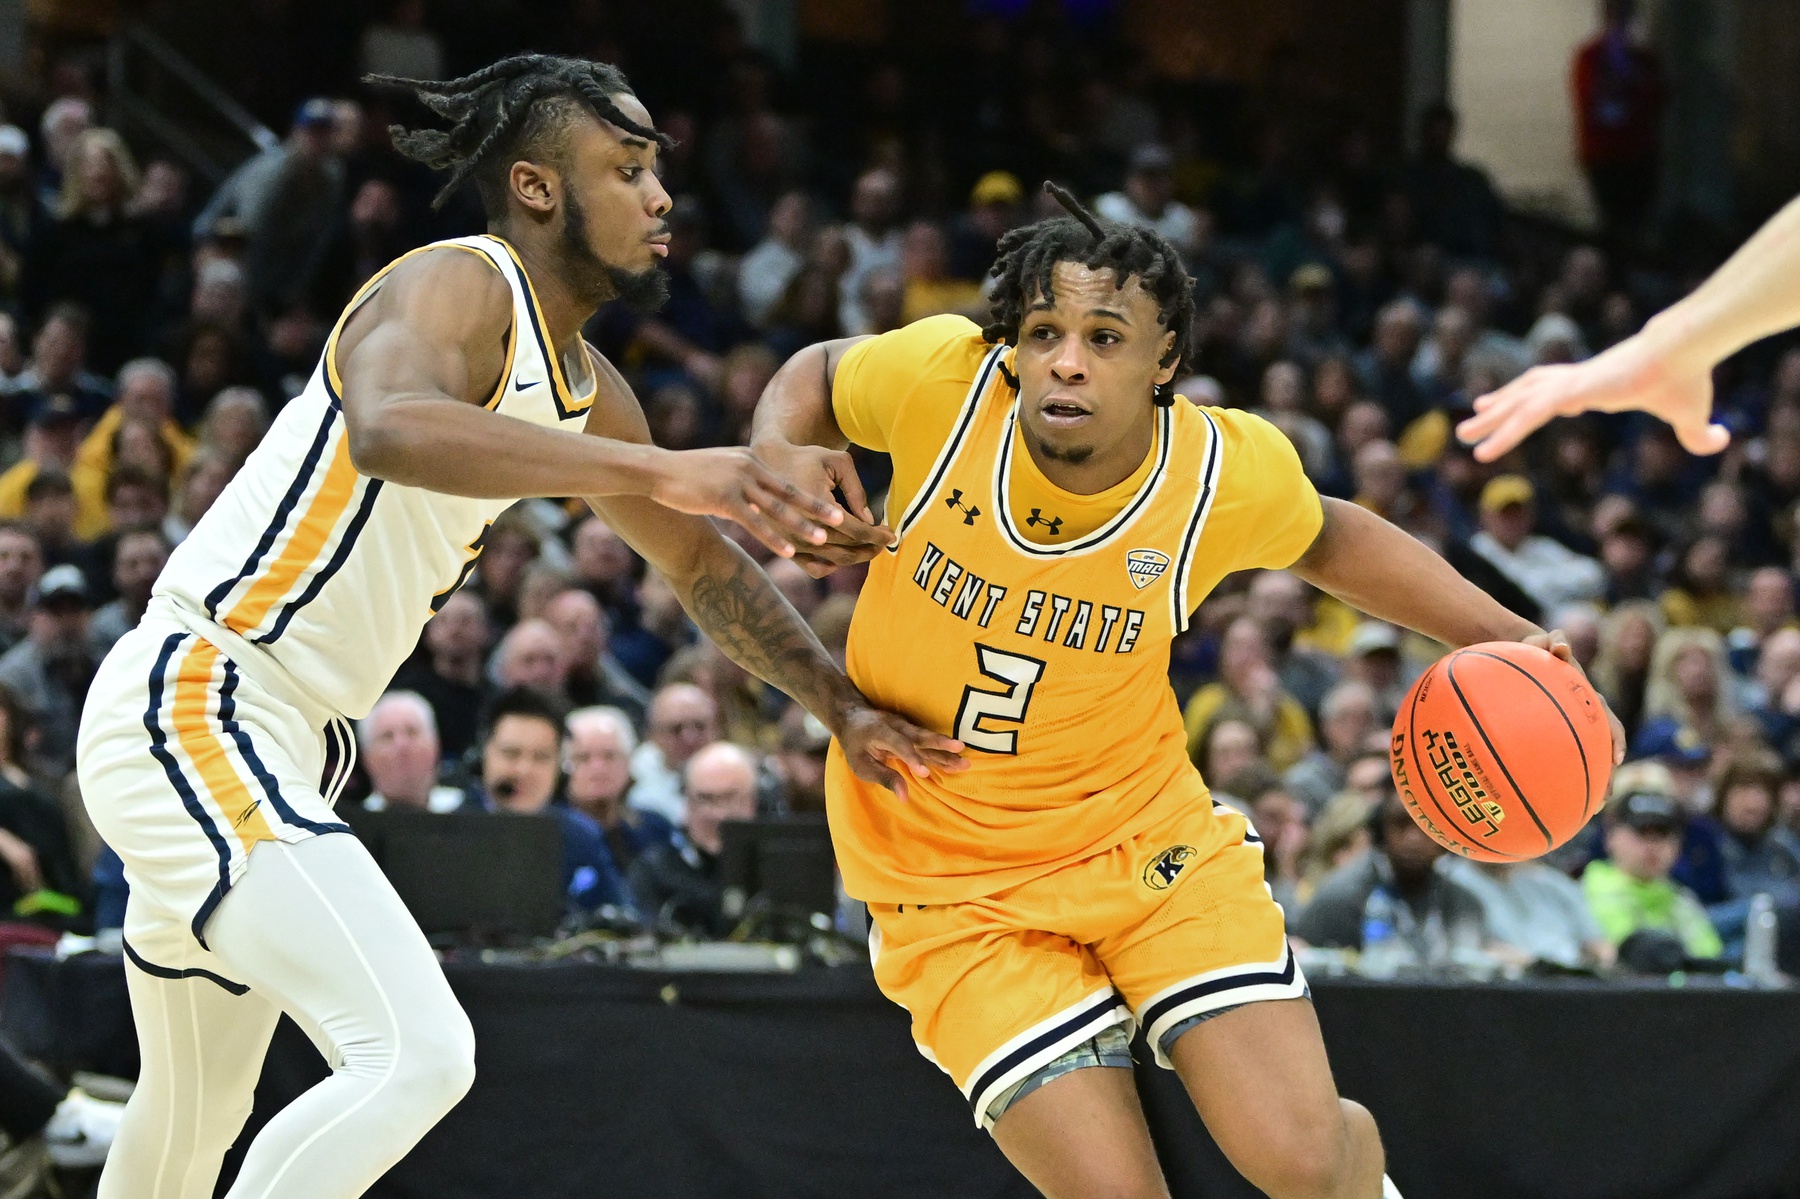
xmin=945 ymin=489 xmax=981 ymax=525
xmin=1025 ymin=508 xmax=1063 ymax=536
xmin=1126 ymin=549 xmax=1170 ymax=590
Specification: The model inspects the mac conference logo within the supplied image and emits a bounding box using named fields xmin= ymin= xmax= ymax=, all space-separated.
xmin=1126 ymin=549 xmax=1169 ymax=590
xmin=1143 ymin=844 xmax=1196 ymax=890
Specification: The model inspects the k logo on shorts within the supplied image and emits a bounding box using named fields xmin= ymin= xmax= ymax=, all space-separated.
xmin=1142 ymin=844 xmax=1196 ymax=890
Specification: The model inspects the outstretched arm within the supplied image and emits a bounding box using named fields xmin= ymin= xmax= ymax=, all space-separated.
xmin=1291 ymin=498 xmax=1624 ymax=762
xmin=1456 ymin=197 xmax=1800 ymax=460
xmin=580 ymin=347 xmax=964 ymax=798
xmin=333 ymin=247 xmax=848 ymax=558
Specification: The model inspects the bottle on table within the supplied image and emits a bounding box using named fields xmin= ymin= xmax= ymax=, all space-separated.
xmin=1743 ymin=892 xmax=1781 ymax=986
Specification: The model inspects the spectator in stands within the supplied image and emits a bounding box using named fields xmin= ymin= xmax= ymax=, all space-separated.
xmin=22 ymin=130 xmax=159 ymax=373
xmin=1638 ymin=626 xmax=1739 ymax=754
xmin=1469 ymin=475 xmax=1606 ymax=612
xmin=564 ymin=706 xmax=673 ymax=874
xmin=493 ymin=618 xmax=572 ymax=707
xmin=34 ymin=97 xmax=91 ymax=207
xmin=1730 ymin=566 xmax=1797 ymax=673
xmin=90 ymin=526 xmax=168 ymax=652
xmin=360 ymin=0 xmax=445 ymax=81
xmin=1296 ymin=791 xmax=1378 ymax=906
xmin=629 ymin=682 xmax=720 ymax=824
xmin=1284 ymin=681 xmax=1379 ymax=815
xmin=1583 ymin=789 xmax=1722 ymax=960
xmin=1441 ymin=856 xmax=1614 ymax=970
xmin=1354 ymin=299 xmax=1427 ymax=433
xmin=22 ymin=471 xmax=82 ymax=572
xmin=1593 ymin=599 xmax=1663 ymax=736
xmin=1094 ymin=144 xmax=1202 ymax=259
xmin=716 ymin=342 xmax=779 ymax=446
xmin=472 ymin=512 xmax=542 ymax=631
xmin=473 ymin=687 xmax=628 ymax=914
xmin=1339 ymin=621 xmax=1409 ymax=723
xmin=1403 ymin=102 xmax=1505 ymax=259
xmin=1705 ymin=749 xmax=1800 ymax=958
xmin=1573 ymin=0 xmax=1663 ymax=242
xmin=737 ymin=190 xmax=810 ymax=330
xmin=542 ymin=588 xmax=649 ymax=726
xmin=392 ymin=589 xmax=491 ymax=761
xmin=0 ymin=681 xmax=83 ymax=918
xmin=195 ymin=98 xmax=345 ymax=315
xmin=629 ymin=740 xmax=759 ymax=938
xmin=948 ymin=170 xmax=1023 ymax=281
xmin=162 ymin=447 xmax=234 ymax=546
xmin=0 ymin=128 xmax=38 ymax=305
xmin=72 ymin=359 xmax=192 ymax=513
xmin=5 ymin=304 xmax=111 ymax=420
xmin=771 ymin=704 xmax=831 ymax=813
xmin=0 ymin=564 xmax=97 ymax=777
xmin=1292 ymin=789 xmax=1488 ymax=958
xmin=898 ymin=220 xmax=981 ymax=325
xmin=0 ymin=523 xmax=42 ymax=656
xmin=197 ymin=386 xmax=270 ymax=467
xmin=839 ymin=167 xmax=904 ymax=335
xmin=1184 ymin=616 xmax=1315 ymax=773
xmin=1195 ymin=718 xmax=1264 ymax=807
xmin=357 ymin=691 xmax=466 ymax=813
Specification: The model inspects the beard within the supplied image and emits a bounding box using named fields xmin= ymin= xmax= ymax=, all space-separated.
xmin=1037 ymin=440 xmax=1094 ymax=465
xmin=562 ymin=190 xmax=670 ymax=316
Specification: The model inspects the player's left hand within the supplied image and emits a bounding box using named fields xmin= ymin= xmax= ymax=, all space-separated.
xmin=836 ymin=705 xmax=967 ymax=803
xmin=1523 ymin=628 xmax=1627 ymax=767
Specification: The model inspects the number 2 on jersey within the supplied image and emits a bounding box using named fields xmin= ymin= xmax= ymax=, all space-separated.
xmin=953 ymin=644 xmax=1046 ymax=754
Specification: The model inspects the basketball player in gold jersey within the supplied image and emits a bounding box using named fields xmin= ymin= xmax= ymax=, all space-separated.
xmin=754 ymin=186 xmax=1626 ymax=1199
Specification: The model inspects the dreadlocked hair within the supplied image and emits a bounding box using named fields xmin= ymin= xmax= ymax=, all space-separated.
xmin=983 ymin=181 xmax=1194 ymax=407
xmin=367 ymin=54 xmax=675 ymax=213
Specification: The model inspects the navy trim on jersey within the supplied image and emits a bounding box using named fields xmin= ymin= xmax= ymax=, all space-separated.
xmin=992 ymin=401 xmax=1173 ymax=558
xmin=122 ymin=938 xmax=251 ymax=996
xmin=965 ymin=989 xmax=1124 ymax=1120
xmin=498 ymin=244 xmax=593 ymax=420
xmin=1168 ymin=408 xmax=1223 ymax=634
xmin=890 ymin=345 xmax=1005 ymax=550
xmin=1138 ymin=947 xmax=1298 ymax=1036
xmin=252 ymin=478 xmax=385 ymax=646
xmin=142 ymin=632 xmax=234 ymax=949
xmin=218 ymin=662 xmax=351 ymax=837
xmin=204 ymin=399 xmax=340 ymax=620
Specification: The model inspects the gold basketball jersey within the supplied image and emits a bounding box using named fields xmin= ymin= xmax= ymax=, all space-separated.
xmin=829 ymin=342 xmax=1239 ymax=904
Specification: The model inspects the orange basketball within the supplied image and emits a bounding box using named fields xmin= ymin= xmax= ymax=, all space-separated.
xmin=1389 ymin=641 xmax=1613 ymax=862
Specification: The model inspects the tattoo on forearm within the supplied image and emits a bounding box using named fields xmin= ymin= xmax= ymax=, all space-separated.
xmin=686 ymin=550 xmax=851 ymax=720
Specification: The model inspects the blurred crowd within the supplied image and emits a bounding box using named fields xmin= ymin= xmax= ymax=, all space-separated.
xmin=0 ymin=3 xmax=1785 ymax=974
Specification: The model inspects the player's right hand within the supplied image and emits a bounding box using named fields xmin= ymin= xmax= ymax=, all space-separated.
xmin=646 ymin=445 xmax=887 ymax=561
xmin=1456 ymin=334 xmax=1730 ymax=462
xmin=836 ymin=705 xmax=968 ymax=804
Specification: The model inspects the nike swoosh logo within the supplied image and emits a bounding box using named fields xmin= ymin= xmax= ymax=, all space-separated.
xmin=514 ymin=377 xmax=541 ymax=391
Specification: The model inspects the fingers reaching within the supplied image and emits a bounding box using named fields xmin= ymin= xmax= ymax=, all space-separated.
xmin=1672 ymin=419 xmax=1732 ymax=457
xmin=825 ymin=450 xmax=876 ymax=525
xmin=737 ymin=502 xmax=797 ymax=559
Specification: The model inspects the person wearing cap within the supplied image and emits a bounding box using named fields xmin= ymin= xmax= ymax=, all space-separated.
xmin=0 ymin=390 xmax=94 ymax=535
xmin=1581 ymin=789 xmax=1723 ymax=959
xmin=1287 ymin=263 xmax=1352 ymax=367
xmin=949 ymin=170 xmax=1024 ymax=280
xmin=1094 ymin=143 xmax=1204 ymax=260
xmin=1468 ymin=473 xmax=1606 ymax=611
xmin=191 ymin=97 xmax=345 ymax=314
xmin=0 ymin=562 xmax=98 ymax=777
xmin=1340 ymin=620 xmax=1410 ymax=723
xmin=2 ymin=303 xmax=111 ymax=416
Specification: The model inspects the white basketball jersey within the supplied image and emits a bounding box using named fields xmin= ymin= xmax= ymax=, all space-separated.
xmin=153 ymin=235 xmax=596 ymax=719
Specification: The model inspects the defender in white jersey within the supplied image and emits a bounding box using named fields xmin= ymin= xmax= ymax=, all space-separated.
xmin=76 ymin=56 xmax=958 ymax=1199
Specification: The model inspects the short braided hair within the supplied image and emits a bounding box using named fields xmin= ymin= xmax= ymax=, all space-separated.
xmin=367 ymin=54 xmax=674 ymax=214
xmin=983 ymin=182 xmax=1194 ymax=407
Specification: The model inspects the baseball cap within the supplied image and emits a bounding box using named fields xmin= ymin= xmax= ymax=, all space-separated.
xmin=293 ymin=98 xmax=336 ymax=129
xmin=0 ymin=126 xmax=28 ymax=159
xmin=36 ymin=563 xmax=89 ymax=607
xmin=1289 ymin=263 xmax=1333 ymax=295
xmin=970 ymin=170 xmax=1022 ymax=207
xmin=26 ymin=392 xmax=82 ymax=427
xmin=1479 ymin=474 xmax=1535 ymax=514
xmin=1128 ymin=144 xmax=1174 ymax=174
xmin=1611 ymin=790 xmax=1681 ymax=833
xmin=1347 ymin=621 xmax=1401 ymax=657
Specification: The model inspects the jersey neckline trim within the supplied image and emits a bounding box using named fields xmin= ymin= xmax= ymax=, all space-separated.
xmin=991 ymin=400 xmax=1174 ymax=558
xmin=490 ymin=237 xmax=598 ymax=419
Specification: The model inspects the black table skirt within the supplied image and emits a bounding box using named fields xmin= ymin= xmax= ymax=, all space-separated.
xmin=6 ymin=951 xmax=1799 ymax=1199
